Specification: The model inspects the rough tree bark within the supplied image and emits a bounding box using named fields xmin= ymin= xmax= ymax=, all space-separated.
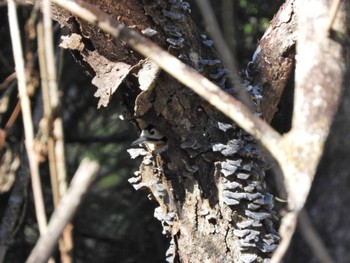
xmin=48 ymin=0 xmax=296 ymax=262
xmin=253 ymin=0 xmax=296 ymax=123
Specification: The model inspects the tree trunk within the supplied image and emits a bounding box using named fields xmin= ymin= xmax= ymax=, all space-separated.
xmin=50 ymin=0 xmax=296 ymax=262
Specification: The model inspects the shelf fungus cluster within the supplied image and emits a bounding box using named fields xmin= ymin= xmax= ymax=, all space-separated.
xmin=127 ymin=147 xmax=178 ymax=238
xmin=143 ymin=0 xmax=191 ymax=51
xmin=214 ymin=127 xmax=280 ymax=262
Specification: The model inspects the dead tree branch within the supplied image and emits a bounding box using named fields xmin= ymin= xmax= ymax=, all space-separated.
xmin=26 ymin=158 xmax=99 ymax=263
xmin=8 ymin=0 xmax=48 ymax=235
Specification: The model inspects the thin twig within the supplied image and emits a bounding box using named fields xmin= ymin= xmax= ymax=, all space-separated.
xmin=8 ymin=0 xmax=48 ymax=234
xmin=43 ymin=0 xmax=59 ymax=109
xmin=26 ymin=0 xmax=41 ymax=39
xmin=51 ymin=0 xmax=282 ymax=158
xmin=37 ymin=20 xmax=59 ymax=204
xmin=40 ymin=0 xmax=72 ymax=260
xmin=43 ymin=0 xmax=68 ymax=198
xmin=37 ymin=24 xmax=65 ymax=263
xmin=0 ymin=72 xmax=16 ymax=90
xmin=5 ymin=101 xmax=21 ymax=130
xmin=326 ymin=0 xmax=342 ymax=34
xmin=221 ymin=0 xmax=237 ymax=56
xmin=194 ymin=0 xmax=239 ymax=84
xmin=298 ymin=209 xmax=336 ymax=263
xmin=194 ymin=0 xmax=254 ymax=110
xmin=270 ymin=211 xmax=298 ymax=263
xmin=26 ymin=158 xmax=100 ymax=263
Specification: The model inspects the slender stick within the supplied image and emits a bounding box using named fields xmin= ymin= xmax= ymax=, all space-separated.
xmin=43 ymin=0 xmax=68 ymax=198
xmin=40 ymin=1 xmax=72 ymax=260
xmin=326 ymin=0 xmax=342 ymax=33
xmin=8 ymin=0 xmax=48 ymax=234
xmin=298 ymin=209 xmax=336 ymax=263
xmin=26 ymin=158 xmax=100 ymax=263
xmin=38 ymin=20 xmax=60 ymax=205
xmin=194 ymin=0 xmax=240 ymax=84
xmin=270 ymin=212 xmax=298 ymax=263
xmin=0 ymin=72 xmax=17 ymax=90
xmin=5 ymin=101 xmax=21 ymax=130
xmin=194 ymin=0 xmax=254 ymax=110
xmin=194 ymin=0 xmax=239 ymax=89
xmin=221 ymin=0 xmax=237 ymax=56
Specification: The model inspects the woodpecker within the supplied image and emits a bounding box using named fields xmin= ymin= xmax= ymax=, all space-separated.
xmin=131 ymin=125 xmax=168 ymax=154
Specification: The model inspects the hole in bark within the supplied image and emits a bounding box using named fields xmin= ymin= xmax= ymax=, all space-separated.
xmin=270 ymin=73 xmax=294 ymax=134
xmin=208 ymin=217 xmax=217 ymax=225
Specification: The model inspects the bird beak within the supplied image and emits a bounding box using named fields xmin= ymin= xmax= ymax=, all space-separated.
xmin=131 ymin=136 xmax=147 ymax=146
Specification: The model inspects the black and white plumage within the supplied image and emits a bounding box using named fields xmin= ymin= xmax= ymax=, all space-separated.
xmin=132 ymin=125 xmax=168 ymax=154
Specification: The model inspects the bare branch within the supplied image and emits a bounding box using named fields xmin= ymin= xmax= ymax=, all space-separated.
xmin=194 ymin=0 xmax=240 ymax=83
xmin=37 ymin=1 xmax=72 ymax=259
xmin=283 ymin=0 xmax=346 ymax=210
xmin=42 ymin=0 xmax=68 ymax=200
xmin=194 ymin=0 xmax=254 ymax=110
xmin=270 ymin=1 xmax=348 ymax=261
xmin=37 ymin=20 xmax=58 ymax=203
xmin=270 ymin=211 xmax=298 ymax=263
xmin=298 ymin=209 xmax=336 ymax=263
xmin=326 ymin=0 xmax=343 ymax=33
xmin=8 ymin=0 xmax=48 ymax=234
xmin=26 ymin=158 xmax=100 ymax=263
xmin=5 ymin=101 xmax=21 ymax=130
xmin=221 ymin=0 xmax=236 ymax=58
xmin=270 ymin=208 xmax=337 ymax=263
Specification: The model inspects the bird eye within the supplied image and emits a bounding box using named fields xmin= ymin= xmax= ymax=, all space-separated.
xmin=150 ymin=130 xmax=155 ymax=135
